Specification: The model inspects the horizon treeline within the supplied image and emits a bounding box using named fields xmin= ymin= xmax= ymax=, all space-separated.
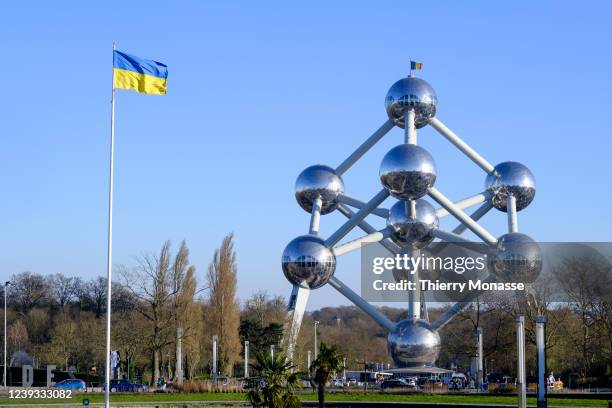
xmin=0 ymin=240 xmax=610 ymax=387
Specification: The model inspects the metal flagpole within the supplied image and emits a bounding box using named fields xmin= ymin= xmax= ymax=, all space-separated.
xmin=104 ymin=41 xmax=117 ymax=408
xmin=3 ymin=281 xmax=9 ymax=389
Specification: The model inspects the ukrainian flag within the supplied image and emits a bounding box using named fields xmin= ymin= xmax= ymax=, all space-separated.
xmin=113 ymin=50 xmax=168 ymax=95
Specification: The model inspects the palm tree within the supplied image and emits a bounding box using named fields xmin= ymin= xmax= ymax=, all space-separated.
xmin=246 ymin=351 xmax=301 ymax=408
xmin=310 ymin=343 xmax=343 ymax=408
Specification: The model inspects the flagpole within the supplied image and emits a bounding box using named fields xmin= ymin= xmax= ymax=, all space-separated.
xmin=104 ymin=41 xmax=116 ymax=408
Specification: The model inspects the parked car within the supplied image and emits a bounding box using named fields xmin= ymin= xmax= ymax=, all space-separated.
xmin=53 ymin=379 xmax=86 ymax=390
xmin=103 ymin=379 xmax=148 ymax=392
xmin=347 ymin=378 xmax=357 ymax=386
xmin=213 ymin=375 xmax=229 ymax=385
xmin=380 ymin=378 xmax=413 ymax=389
xmin=405 ymin=377 xmax=418 ymax=387
xmin=332 ymin=379 xmax=344 ymax=387
xmin=450 ymin=374 xmax=467 ymax=390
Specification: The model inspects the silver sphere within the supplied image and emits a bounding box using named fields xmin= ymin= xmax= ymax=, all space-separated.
xmin=379 ymin=144 xmax=437 ymax=200
xmin=388 ymin=319 xmax=441 ymax=367
xmin=491 ymin=233 xmax=542 ymax=283
xmin=485 ymin=161 xmax=536 ymax=212
xmin=281 ymin=235 xmax=336 ymax=289
xmin=295 ymin=165 xmax=344 ymax=215
xmin=385 ymin=76 xmax=437 ymax=129
xmin=387 ymin=199 xmax=438 ymax=249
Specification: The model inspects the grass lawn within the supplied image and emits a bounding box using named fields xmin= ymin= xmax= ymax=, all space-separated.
xmin=0 ymin=391 xmax=609 ymax=406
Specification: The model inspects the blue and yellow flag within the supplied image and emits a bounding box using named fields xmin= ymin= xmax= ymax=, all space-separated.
xmin=113 ymin=51 xmax=168 ymax=95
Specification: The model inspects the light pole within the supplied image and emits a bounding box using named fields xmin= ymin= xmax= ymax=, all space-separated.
xmin=313 ymin=321 xmax=319 ymax=358
xmin=3 ymin=281 xmax=10 ymax=389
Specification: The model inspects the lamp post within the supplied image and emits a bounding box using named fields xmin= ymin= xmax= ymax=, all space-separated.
xmin=313 ymin=321 xmax=320 ymax=358
xmin=3 ymin=281 xmax=10 ymax=389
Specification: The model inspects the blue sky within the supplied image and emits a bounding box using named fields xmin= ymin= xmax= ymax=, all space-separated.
xmin=1 ymin=1 xmax=611 ymax=310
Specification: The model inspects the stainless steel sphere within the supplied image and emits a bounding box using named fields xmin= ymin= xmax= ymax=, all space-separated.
xmin=388 ymin=319 xmax=441 ymax=367
xmin=485 ymin=161 xmax=536 ymax=212
xmin=281 ymin=235 xmax=336 ymax=289
xmin=387 ymin=199 xmax=439 ymax=249
xmin=379 ymin=144 xmax=437 ymax=200
xmin=491 ymin=233 xmax=542 ymax=283
xmin=385 ymin=76 xmax=437 ymax=129
xmin=295 ymin=165 xmax=345 ymax=215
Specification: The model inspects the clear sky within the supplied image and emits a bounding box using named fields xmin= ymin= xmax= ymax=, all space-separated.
xmin=1 ymin=1 xmax=611 ymax=310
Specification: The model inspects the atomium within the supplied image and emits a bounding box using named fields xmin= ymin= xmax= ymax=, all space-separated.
xmin=491 ymin=232 xmax=542 ymax=283
xmin=388 ymin=319 xmax=441 ymax=367
xmin=280 ymin=70 xmax=539 ymax=369
xmin=387 ymin=199 xmax=438 ymax=249
xmin=295 ymin=164 xmax=344 ymax=215
xmin=385 ymin=76 xmax=437 ymax=129
xmin=282 ymin=235 xmax=336 ymax=290
xmin=485 ymin=161 xmax=536 ymax=212
xmin=379 ymin=144 xmax=437 ymax=200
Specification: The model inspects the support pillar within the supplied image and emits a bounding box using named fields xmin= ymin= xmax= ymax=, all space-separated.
xmin=212 ymin=335 xmax=218 ymax=376
xmin=536 ymin=316 xmax=547 ymax=408
xmin=407 ymin=249 xmax=421 ymax=320
xmin=476 ymin=326 xmax=483 ymax=390
xmin=175 ymin=328 xmax=184 ymax=385
xmin=281 ymin=285 xmax=310 ymax=365
xmin=516 ymin=316 xmax=526 ymax=408
xmin=244 ymin=340 xmax=249 ymax=378
xmin=507 ymin=195 xmax=518 ymax=233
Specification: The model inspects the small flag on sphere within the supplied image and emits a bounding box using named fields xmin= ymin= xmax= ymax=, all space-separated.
xmin=411 ymin=61 xmax=423 ymax=70
xmin=113 ymin=50 xmax=168 ymax=95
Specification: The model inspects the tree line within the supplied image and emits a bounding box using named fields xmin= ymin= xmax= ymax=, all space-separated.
xmin=1 ymin=240 xmax=610 ymax=387
xmin=1 ymin=235 xmax=244 ymax=384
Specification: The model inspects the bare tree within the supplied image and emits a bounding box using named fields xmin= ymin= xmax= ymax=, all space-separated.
xmin=48 ymin=274 xmax=79 ymax=310
xmin=10 ymin=272 xmax=49 ymax=314
xmin=169 ymin=240 xmax=204 ymax=381
xmin=81 ymin=277 xmax=107 ymax=318
xmin=49 ymin=312 xmax=78 ymax=370
xmin=555 ymin=255 xmax=612 ymax=380
xmin=205 ymin=233 xmax=241 ymax=375
xmin=7 ymin=320 xmax=30 ymax=356
xmin=120 ymin=241 xmax=197 ymax=383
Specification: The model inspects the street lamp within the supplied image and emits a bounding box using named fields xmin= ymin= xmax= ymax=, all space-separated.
xmin=4 ymin=281 xmax=11 ymax=389
xmin=313 ymin=321 xmax=320 ymax=358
